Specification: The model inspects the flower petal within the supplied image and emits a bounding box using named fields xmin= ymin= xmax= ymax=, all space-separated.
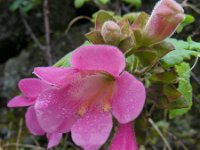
xmin=25 ymin=106 xmax=45 ymax=136
xmin=7 ymin=96 xmax=35 ymax=107
xmin=111 ymin=71 xmax=146 ymax=123
xmin=33 ymin=67 xmax=77 ymax=87
xmin=109 ymin=123 xmax=138 ymax=150
xmin=71 ymin=110 xmax=112 ymax=150
xmin=19 ymin=78 xmax=49 ymax=98
xmin=47 ymin=133 xmax=62 ymax=149
xmin=35 ymin=87 xmax=79 ymax=133
xmin=71 ymin=45 xmax=125 ymax=76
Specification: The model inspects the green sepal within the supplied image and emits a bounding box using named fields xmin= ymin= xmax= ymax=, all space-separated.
xmin=119 ymin=36 xmax=135 ymax=53
xmin=126 ymin=54 xmax=139 ymax=73
xmin=132 ymin=29 xmax=143 ymax=47
xmin=134 ymin=47 xmax=158 ymax=67
xmin=85 ymin=31 xmax=105 ymax=44
xmin=118 ymin=19 xmax=133 ymax=40
xmin=95 ymin=10 xmax=116 ymax=30
xmin=131 ymin=12 xmax=149 ymax=31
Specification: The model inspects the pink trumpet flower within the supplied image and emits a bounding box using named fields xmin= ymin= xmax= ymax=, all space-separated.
xmin=143 ymin=0 xmax=184 ymax=45
xmin=8 ymin=45 xmax=146 ymax=149
xmin=109 ymin=123 xmax=138 ymax=150
xmin=7 ymin=79 xmax=63 ymax=148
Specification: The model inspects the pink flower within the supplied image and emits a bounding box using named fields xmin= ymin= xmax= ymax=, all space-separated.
xmin=143 ymin=0 xmax=184 ymax=45
xmin=109 ymin=123 xmax=138 ymax=150
xmin=7 ymin=78 xmax=63 ymax=148
xmin=8 ymin=45 xmax=146 ymax=149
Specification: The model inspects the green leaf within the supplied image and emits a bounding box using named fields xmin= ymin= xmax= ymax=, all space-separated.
xmin=166 ymin=38 xmax=189 ymax=50
xmin=163 ymin=84 xmax=182 ymax=101
xmin=177 ymin=14 xmax=195 ymax=33
xmin=124 ymin=0 xmax=142 ymax=7
xmin=152 ymin=41 xmax=174 ymax=58
xmin=187 ymin=37 xmax=200 ymax=51
xmin=63 ymin=52 xmax=73 ymax=67
xmin=74 ymin=0 xmax=86 ymax=8
xmin=150 ymin=72 xmax=177 ymax=84
xmin=169 ymin=63 xmax=192 ymax=118
xmin=32 ymin=0 xmax=42 ymax=7
xmin=9 ymin=0 xmax=41 ymax=14
xmin=98 ymin=0 xmax=109 ymax=5
xmin=160 ymin=50 xmax=199 ymax=68
xmin=21 ymin=0 xmax=32 ymax=13
xmin=53 ymin=52 xmax=72 ymax=67
xmin=167 ymin=38 xmax=200 ymax=52
xmin=83 ymin=40 xmax=92 ymax=45
xmin=53 ymin=41 xmax=91 ymax=67
xmin=9 ymin=0 xmax=22 ymax=11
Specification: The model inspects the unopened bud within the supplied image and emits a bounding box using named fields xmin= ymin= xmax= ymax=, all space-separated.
xmin=143 ymin=0 xmax=184 ymax=45
xmin=101 ymin=21 xmax=121 ymax=45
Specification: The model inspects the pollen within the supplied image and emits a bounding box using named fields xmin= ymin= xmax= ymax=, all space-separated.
xmin=77 ymin=72 xmax=115 ymax=116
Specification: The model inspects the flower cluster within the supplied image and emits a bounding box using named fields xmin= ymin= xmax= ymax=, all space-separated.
xmin=7 ymin=0 xmax=184 ymax=149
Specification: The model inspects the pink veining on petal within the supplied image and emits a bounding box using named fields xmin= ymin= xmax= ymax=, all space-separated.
xmin=70 ymin=45 xmax=125 ymax=76
xmin=7 ymin=96 xmax=35 ymax=108
xmin=65 ymin=70 xmax=116 ymax=115
xmin=25 ymin=106 xmax=45 ymax=136
xmin=47 ymin=133 xmax=62 ymax=149
xmin=19 ymin=78 xmax=49 ymax=98
xmin=111 ymin=71 xmax=146 ymax=123
xmin=109 ymin=123 xmax=138 ymax=150
xmin=71 ymin=110 xmax=113 ymax=150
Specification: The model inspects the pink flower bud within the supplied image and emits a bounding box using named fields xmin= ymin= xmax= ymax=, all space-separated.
xmin=144 ymin=0 xmax=184 ymax=45
xmin=101 ymin=21 xmax=121 ymax=45
xmin=109 ymin=123 xmax=138 ymax=150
